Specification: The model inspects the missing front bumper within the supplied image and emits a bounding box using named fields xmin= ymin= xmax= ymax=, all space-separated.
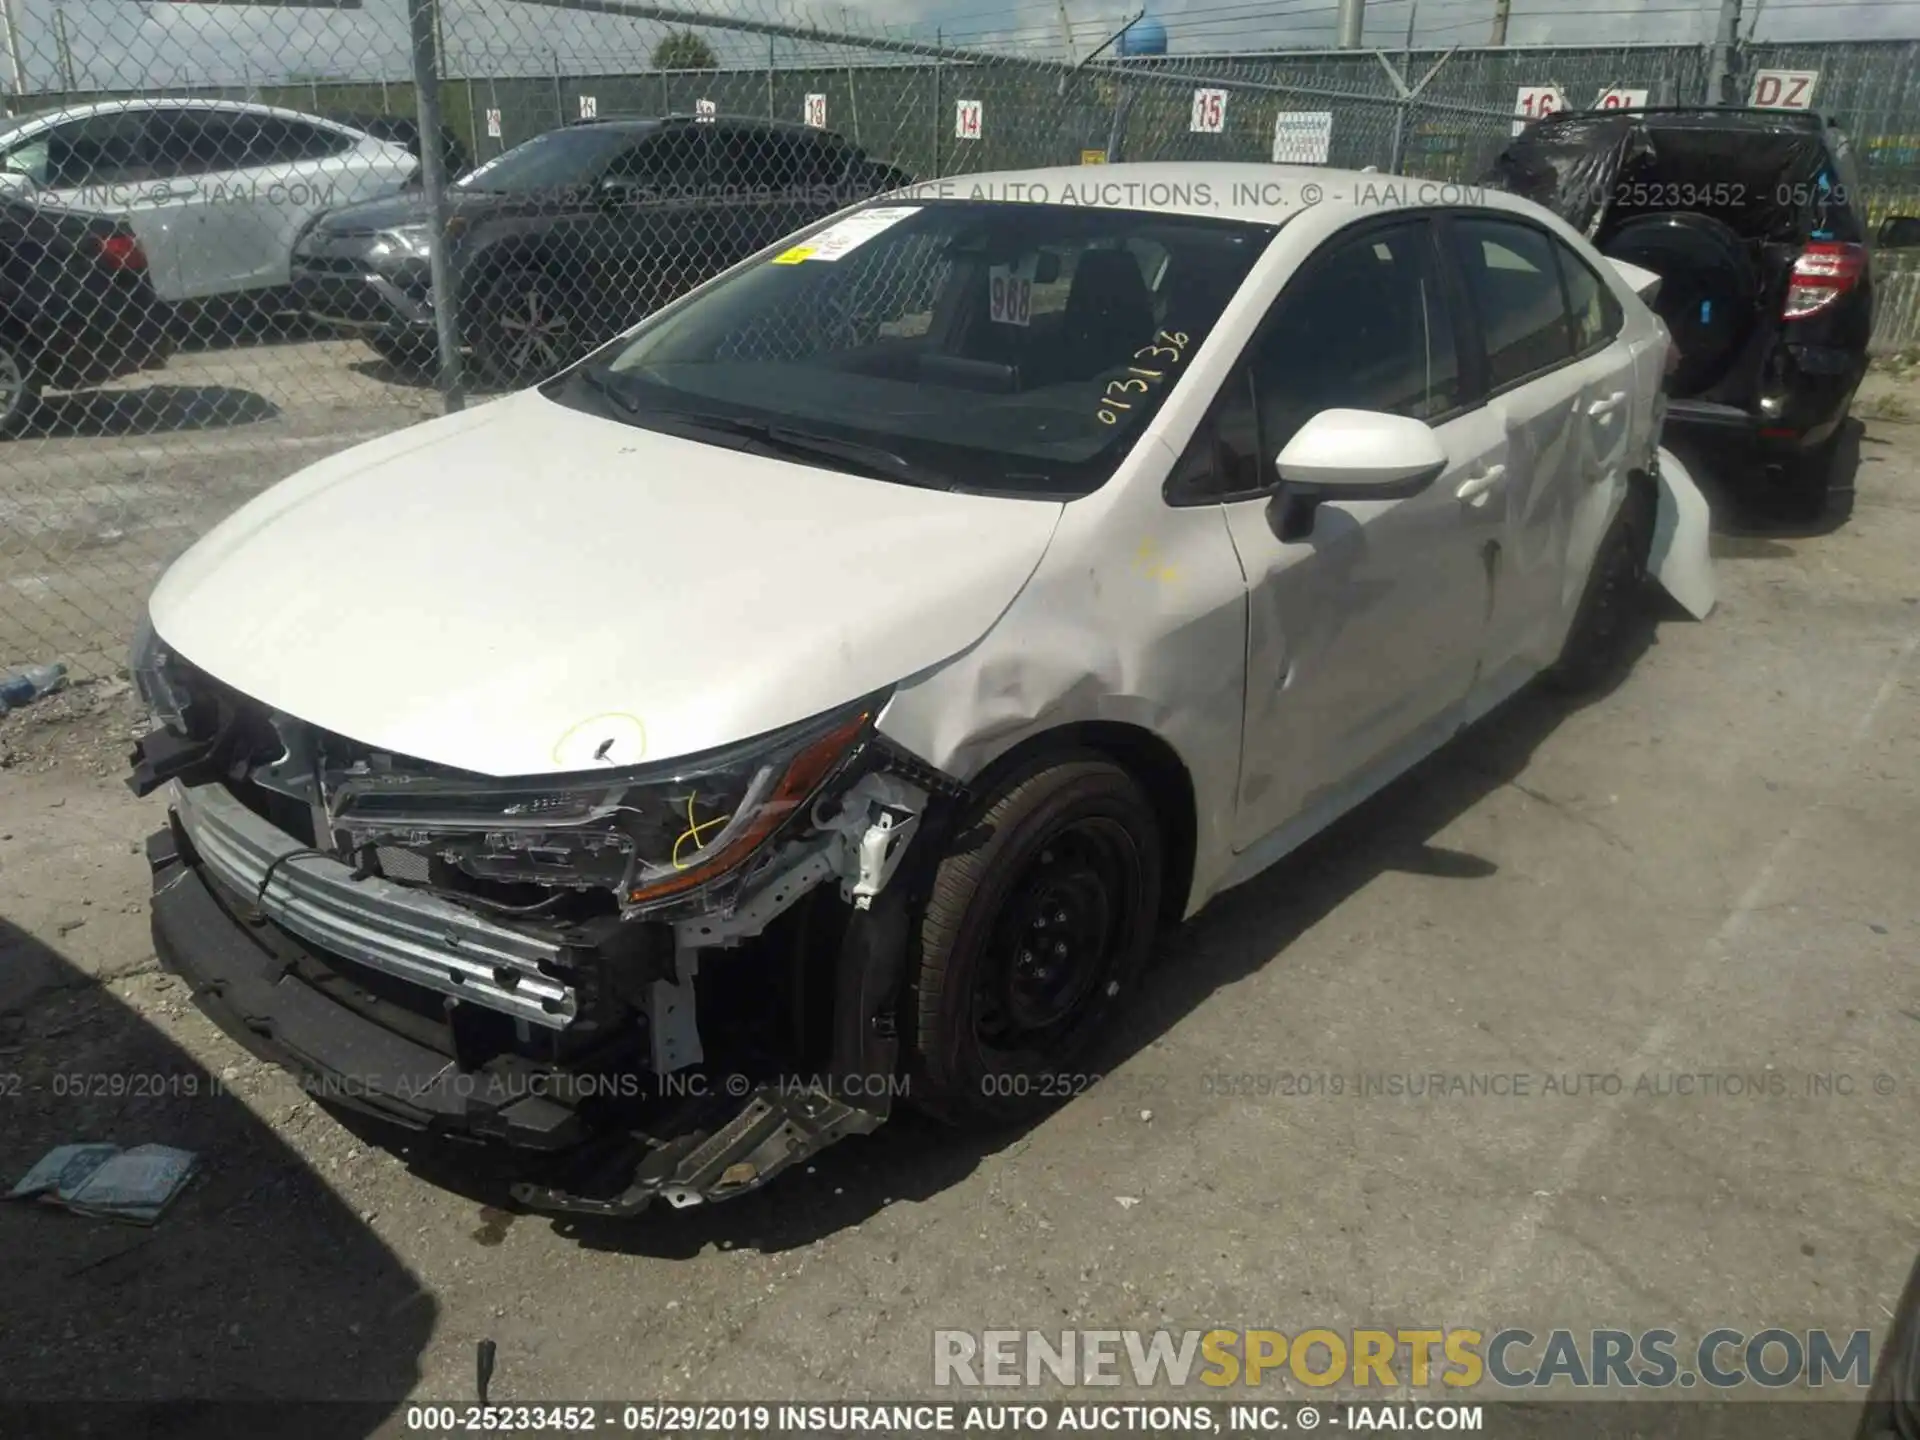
xmin=145 ymin=775 xmax=942 ymax=1216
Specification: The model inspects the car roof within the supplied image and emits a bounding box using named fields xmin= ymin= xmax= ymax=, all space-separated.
xmin=2 ymin=96 xmax=376 ymax=136
xmin=562 ymin=113 xmax=851 ymax=138
xmin=1542 ymin=104 xmax=1836 ymax=135
xmin=884 ymin=160 xmax=1552 ymax=226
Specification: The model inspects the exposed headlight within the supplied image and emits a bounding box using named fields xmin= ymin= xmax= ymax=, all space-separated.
xmin=324 ymin=699 xmax=879 ymax=910
xmin=129 ymin=612 xmax=194 ymax=732
xmin=369 ymin=223 xmax=433 ymax=260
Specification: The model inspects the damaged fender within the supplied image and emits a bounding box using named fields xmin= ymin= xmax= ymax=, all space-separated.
xmin=875 ymin=433 xmax=1250 ymax=921
xmin=1650 ymin=444 xmax=1716 ymax=620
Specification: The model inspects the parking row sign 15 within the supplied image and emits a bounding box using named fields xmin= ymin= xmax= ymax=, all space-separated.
xmin=1189 ymin=88 xmax=1229 ymax=134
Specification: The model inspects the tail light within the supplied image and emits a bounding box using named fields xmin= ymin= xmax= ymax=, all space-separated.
xmin=1784 ymin=241 xmax=1866 ymax=320
xmin=94 ymin=233 xmax=147 ymax=272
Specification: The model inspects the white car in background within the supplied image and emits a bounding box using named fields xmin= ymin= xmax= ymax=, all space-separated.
xmin=0 ymin=99 xmax=417 ymax=307
xmin=128 ymin=165 xmax=1714 ymax=1217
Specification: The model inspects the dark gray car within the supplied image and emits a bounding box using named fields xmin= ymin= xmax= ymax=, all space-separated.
xmin=291 ymin=113 xmax=911 ymax=385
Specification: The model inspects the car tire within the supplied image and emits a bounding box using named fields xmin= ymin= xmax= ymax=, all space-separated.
xmin=1854 ymin=1248 xmax=1920 ymax=1438
xmin=1546 ymin=486 xmax=1655 ymax=696
xmin=0 ymin=334 xmax=39 ymax=438
xmin=1601 ymin=212 xmax=1757 ymax=399
xmin=471 ymin=268 xmax=578 ymax=388
xmin=905 ymin=755 xmax=1162 ymax=1127
xmin=366 ymin=331 xmax=436 ymax=371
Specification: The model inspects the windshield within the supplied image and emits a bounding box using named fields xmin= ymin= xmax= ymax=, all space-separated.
xmin=552 ymin=200 xmax=1274 ymax=497
xmin=456 ymin=127 xmax=632 ymax=194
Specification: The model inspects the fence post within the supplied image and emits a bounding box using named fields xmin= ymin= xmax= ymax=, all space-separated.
xmin=465 ymin=75 xmax=479 ymax=167
xmin=846 ymin=59 xmax=860 ymax=145
xmin=0 ymin=0 xmax=24 ymax=99
xmin=767 ymin=36 xmax=775 ymax=119
xmin=1711 ymin=0 xmax=1743 ymax=104
xmin=931 ymin=29 xmax=941 ymax=178
xmin=409 ymin=0 xmax=466 ymax=413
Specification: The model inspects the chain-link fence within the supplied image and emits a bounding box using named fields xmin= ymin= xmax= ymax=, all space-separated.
xmin=4 ymin=2 xmax=1920 ymax=680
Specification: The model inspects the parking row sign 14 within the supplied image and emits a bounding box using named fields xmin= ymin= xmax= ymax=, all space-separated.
xmin=955 ymin=99 xmax=982 ymax=140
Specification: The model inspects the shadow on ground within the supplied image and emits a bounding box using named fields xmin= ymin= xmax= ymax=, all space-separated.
xmin=0 ymin=919 xmax=432 ymax=1433
xmin=20 ymin=385 xmax=281 ymax=440
xmin=1673 ymin=419 xmax=1864 ymax=548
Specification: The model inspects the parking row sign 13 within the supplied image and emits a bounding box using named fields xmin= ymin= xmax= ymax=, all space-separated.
xmin=804 ymin=93 xmax=827 ymax=128
xmin=1189 ymin=88 xmax=1229 ymax=134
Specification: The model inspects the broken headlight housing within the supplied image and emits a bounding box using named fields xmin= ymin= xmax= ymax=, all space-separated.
xmin=129 ymin=612 xmax=196 ymax=733
xmin=323 ymin=699 xmax=879 ymax=912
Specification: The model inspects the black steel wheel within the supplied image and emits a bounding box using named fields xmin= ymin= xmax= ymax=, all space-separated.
xmin=1547 ymin=485 xmax=1655 ymax=695
xmin=907 ymin=755 xmax=1162 ymax=1126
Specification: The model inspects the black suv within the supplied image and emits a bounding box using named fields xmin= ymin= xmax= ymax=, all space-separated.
xmin=292 ymin=113 xmax=913 ymax=385
xmin=2 ymin=195 xmax=171 ymax=435
xmin=1488 ymin=106 xmax=1909 ymax=513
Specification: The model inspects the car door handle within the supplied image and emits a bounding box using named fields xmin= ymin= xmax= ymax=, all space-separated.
xmin=1456 ymin=465 xmax=1506 ymax=505
xmin=1587 ymin=390 xmax=1629 ymax=419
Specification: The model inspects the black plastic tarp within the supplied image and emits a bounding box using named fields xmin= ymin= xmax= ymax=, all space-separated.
xmin=1481 ymin=111 xmax=1834 ymax=243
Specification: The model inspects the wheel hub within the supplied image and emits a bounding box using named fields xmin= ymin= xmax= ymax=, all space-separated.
xmin=974 ymin=823 xmax=1136 ymax=1051
xmin=498 ymin=284 xmax=569 ymax=374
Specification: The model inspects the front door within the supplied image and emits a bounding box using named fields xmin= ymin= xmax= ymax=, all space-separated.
xmin=1192 ymin=218 xmax=1504 ymax=853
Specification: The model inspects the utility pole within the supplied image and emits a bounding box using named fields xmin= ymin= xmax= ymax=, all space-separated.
xmin=409 ymin=0 xmax=465 ymax=413
xmin=1711 ymin=0 xmax=1743 ymax=104
xmin=1335 ymin=0 xmax=1364 ymax=48
xmin=1490 ymin=0 xmax=1511 ymax=46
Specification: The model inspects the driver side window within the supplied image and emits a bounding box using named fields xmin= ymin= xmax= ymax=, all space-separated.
xmin=1167 ymin=219 xmax=1461 ymax=505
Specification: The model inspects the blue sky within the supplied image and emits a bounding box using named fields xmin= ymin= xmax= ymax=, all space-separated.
xmin=2 ymin=0 xmax=1914 ymax=94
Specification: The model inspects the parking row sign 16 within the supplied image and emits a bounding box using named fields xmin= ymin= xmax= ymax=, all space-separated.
xmin=1512 ymin=85 xmax=1648 ymax=134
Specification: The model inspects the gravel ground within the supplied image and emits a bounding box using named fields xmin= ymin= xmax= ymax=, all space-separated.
xmin=1 ymin=378 xmax=1917 ymax=1436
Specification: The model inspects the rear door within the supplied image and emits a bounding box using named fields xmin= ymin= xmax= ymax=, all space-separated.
xmin=1442 ymin=213 xmax=1597 ymax=708
xmin=589 ymin=126 xmax=713 ymax=334
xmin=167 ymin=111 xmax=369 ymax=295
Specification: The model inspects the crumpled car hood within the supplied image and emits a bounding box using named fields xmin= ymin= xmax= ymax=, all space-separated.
xmin=148 ymin=390 xmax=1063 ymax=776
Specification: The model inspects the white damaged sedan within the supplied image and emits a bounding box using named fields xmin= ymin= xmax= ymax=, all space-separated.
xmin=128 ymin=163 xmax=1712 ymax=1215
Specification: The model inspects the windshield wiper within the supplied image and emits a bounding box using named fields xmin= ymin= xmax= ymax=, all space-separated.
xmin=572 ymin=371 xmax=953 ymax=489
xmin=683 ymin=414 xmax=954 ymax=490
xmin=575 ymin=363 xmax=641 ymax=413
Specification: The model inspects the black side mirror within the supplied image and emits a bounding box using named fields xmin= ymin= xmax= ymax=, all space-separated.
xmin=1877 ymin=216 xmax=1920 ymax=251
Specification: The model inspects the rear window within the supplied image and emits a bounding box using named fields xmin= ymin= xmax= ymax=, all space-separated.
xmin=1451 ymin=218 xmax=1574 ymax=389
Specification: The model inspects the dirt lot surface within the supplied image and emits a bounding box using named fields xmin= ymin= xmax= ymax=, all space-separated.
xmin=1 ymin=362 xmax=1918 ymax=1435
